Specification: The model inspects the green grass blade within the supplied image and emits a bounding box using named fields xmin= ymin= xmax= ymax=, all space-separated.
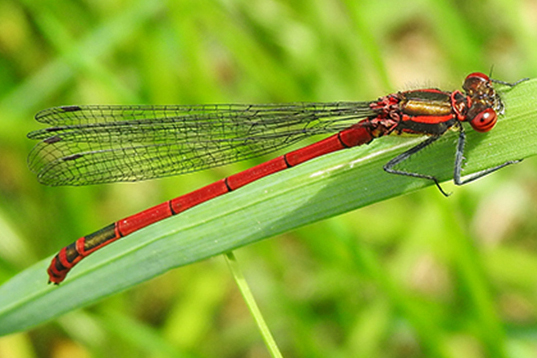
xmin=225 ymin=252 xmax=283 ymax=358
xmin=0 ymin=79 xmax=536 ymax=336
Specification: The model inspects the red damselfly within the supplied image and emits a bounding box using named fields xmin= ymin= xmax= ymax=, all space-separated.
xmin=28 ymin=72 xmax=524 ymax=284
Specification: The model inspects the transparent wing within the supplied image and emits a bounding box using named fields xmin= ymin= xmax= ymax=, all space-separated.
xmin=28 ymin=102 xmax=375 ymax=186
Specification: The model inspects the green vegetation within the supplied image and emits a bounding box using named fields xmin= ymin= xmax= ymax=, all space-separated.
xmin=0 ymin=0 xmax=536 ymax=357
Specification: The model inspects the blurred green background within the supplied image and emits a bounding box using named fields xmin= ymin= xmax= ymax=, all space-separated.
xmin=1 ymin=0 xmax=537 ymax=357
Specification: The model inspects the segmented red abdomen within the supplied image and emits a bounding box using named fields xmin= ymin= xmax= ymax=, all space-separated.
xmin=47 ymin=122 xmax=378 ymax=284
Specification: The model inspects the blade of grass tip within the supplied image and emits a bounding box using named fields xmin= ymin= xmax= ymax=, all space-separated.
xmin=224 ymin=252 xmax=283 ymax=358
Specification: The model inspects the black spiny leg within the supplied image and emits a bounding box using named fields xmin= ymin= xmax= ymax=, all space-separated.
xmin=453 ymin=124 xmax=521 ymax=186
xmin=383 ymin=135 xmax=450 ymax=196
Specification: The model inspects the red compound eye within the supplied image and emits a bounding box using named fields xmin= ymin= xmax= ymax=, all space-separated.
xmin=465 ymin=72 xmax=490 ymax=82
xmin=463 ymin=72 xmax=491 ymax=94
xmin=470 ymin=108 xmax=497 ymax=132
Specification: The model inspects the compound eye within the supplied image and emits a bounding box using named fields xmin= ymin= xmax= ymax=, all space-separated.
xmin=470 ymin=108 xmax=497 ymax=132
xmin=466 ymin=72 xmax=490 ymax=82
xmin=463 ymin=72 xmax=490 ymax=93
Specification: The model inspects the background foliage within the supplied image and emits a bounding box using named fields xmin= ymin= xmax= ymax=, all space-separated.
xmin=0 ymin=0 xmax=537 ymax=357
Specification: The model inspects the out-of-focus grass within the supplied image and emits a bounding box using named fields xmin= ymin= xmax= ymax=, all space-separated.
xmin=0 ymin=0 xmax=536 ymax=357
